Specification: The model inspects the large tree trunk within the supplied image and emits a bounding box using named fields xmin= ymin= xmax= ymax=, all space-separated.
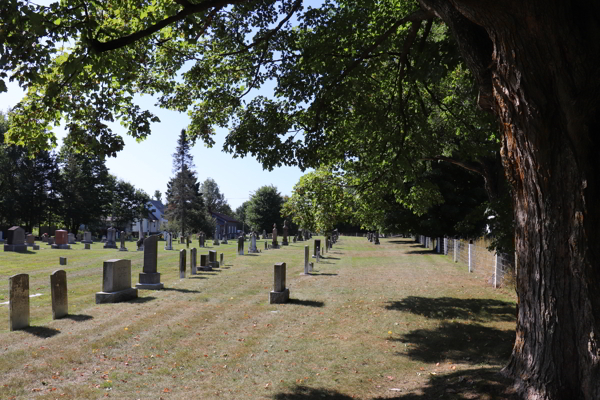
xmin=419 ymin=1 xmax=600 ymax=399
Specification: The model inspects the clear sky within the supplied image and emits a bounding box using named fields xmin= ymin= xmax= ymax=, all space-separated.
xmin=0 ymin=78 xmax=307 ymax=212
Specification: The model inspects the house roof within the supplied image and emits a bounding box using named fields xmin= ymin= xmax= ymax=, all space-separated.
xmin=148 ymin=200 xmax=165 ymax=214
xmin=211 ymin=211 xmax=240 ymax=224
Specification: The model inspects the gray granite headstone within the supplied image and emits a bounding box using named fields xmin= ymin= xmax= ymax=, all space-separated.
xmin=249 ymin=233 xmax=258 ymax=253
xmin=5 ymin=226 xmax=27 ymax=252
xmin=269 ymin=263 xmax=289 ymax=304
xmin=164 ymin=232 xmax=173 ymax=250
xmin=220 ymin=252 xmax=224 ymax=266
xmin=59 ymin=257 xmax=67 ymax=265
xmin=282 ymin=220 xmax=289 ymax=246
xmin=9 ymin=273 xmax=29 ymax=330
xmin=272 ymin=224 xmax=278 ymax=248
xmin=179 ymin=249 xmax=186 ymax=279
xmin=137 ymin=235 xmax=163 ymax=290
xmin=374 ymin=231 xmax=380 ymax=245
xmin=303 ymin=245 xmax=310 ymax=275
xmin=238 ymin=236 xmax=244 ymax=255
xmin=96 ymin=259 xmax=138 ymax=303
xmin=82 ymin=231 xmax=93 ymax=244
xmin=68 ymin=233 xmax=76 ymax=244
xmin=213 ymin=226 xmax=220 ymax=246
xmin=119 ymin=231 xmax=128 ymax=251
xmin=200 ymin=254 xmax=211 ymax=271
xmin=85 ymin=243 xmax=91 ymax=250
xmin=51 ymin=270 xmax=68 ymax=319
xmin=313 ymin=239 xmax=321 ymax=258
xmin=103 ymin=227 xmax=117 ymax=249
xmin=191 ymin=248 xmax=197 ymax=275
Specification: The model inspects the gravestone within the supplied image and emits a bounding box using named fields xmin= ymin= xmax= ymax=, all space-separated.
xmin=85 ymin=243 xmax=91 ymax=250
xmin=101 ymin=235 xmax=107 ymax=243
xmin=309 ymin=262 xmax=314 ymax=272
xmin=199 ymin=254 xmax=211 ymax=271
xmin=220 ymin=252 xmax=224 ymax=266
xmin=179 ymin=249 xmax=186 ymax=279
xmin=374 ymin=232 xmax=380 ymax=245
xmin=47 ymin=237 xmax=55 ymax=245
xmin=316 ymin=251 xmax=320 ymax=263
xmin=303 ymin=245 xmax=310 ymax=275
xmin=137 ymin=225 xmax=145 ymax=251
xmin=238 ymin=236 xmax=244 ymax=255
xmin=51 ymin=270 xmax=68 ymax=319
xmin=222 ymin=224 xmax=228 ymax=244
xmin=191 ymin=248 xmax=197 ymax=275
xmin=42 ymin=233 xmax=48 ymax=243
xmin=103 ymin=227 xmax=117 ymax=249
xmin=213 ymin=226 xmax=220 ymax=246
xmin=164 ymin=232 xmax=173 ymax=250
xmin=199 ymin=232 xmax=205 ymax=248
xmin=282 ymin=220 xmax=289 ymax=246
xmin=25 ymin=234 xmax=40 ymax=250
xmin=68 ymin=233 xmax=76 ymax=244
xmin=77 ymin=233 xmax=83 ymax=241
xmin=136 ymin=235 xmax=164 ymax=290
xmin=313 ymin=239 xmax=321 ymax=258
xmin=269 ymin=263 xmax=289 ymax=304
xmin=9 ymin=273 xmax=29 ymax=330
xmin=209 ymin=250 xmax=218 ymax=268
xmin=262 ymin=230 xmax=267 ymax=239
xmin=264 ymin=241 xmax=268 ymax=250
xmin=5 ymin=226 xmax=27 ymax=252
xmin=119 ymin=231 xmax=128 ymax=251
xmin=293 ymin=236 xmax=297 ymax=243
xmin=96 ymin=259 xmax=138 ymax=303
xmin=272 ymin=223 xmax=279 ymax=249
xmin=249 ymin=232 xmax=259 ymax=253
xmin=0 ymin=230 xmax=4 ymax=242
xmin=59 ymin=257 xmax=67 ymax=265
xmin=82 ymin=231 xmax=93 ymax=244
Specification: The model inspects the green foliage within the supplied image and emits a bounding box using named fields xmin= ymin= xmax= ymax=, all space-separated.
xmin=153 ymin=190 xmax=162 ymax=202
xmin=245 ymin=185 xmax=284 ymax=233
xmin=165 ymin=169 xmax=213 ymax=235
xmin=235 ymin=201 xmax=250 ymax=227
xmin=199 ymin=178 xmax=232 ymax=215
xmin=110 ymin=179 xmax=152 ymax=232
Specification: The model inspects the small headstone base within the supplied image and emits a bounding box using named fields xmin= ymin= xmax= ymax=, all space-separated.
xmin=269 ymin=288 xmax=289 ymax=304
xmin=95 ymin=287 xmax=138 ymax=304
xmin=51 ymin=244 xmax=71 ymax=249
xmin=136 ymin=272 xmax=164 ymax=290
xmin=4 ymin=244 xmax=28 ymax=252
xmin=84 ymin=243 xmax=91 ymax=249
xmin=119 ymin=247 xmax=128 ymax=251
xmin=103 ymin=243 xmax=117 ymax=249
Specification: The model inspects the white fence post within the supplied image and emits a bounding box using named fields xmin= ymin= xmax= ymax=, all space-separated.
xmin=436 ymin=238 xmax=440 ymax=253
xmin=444 ymin=238 xmax=448 ymax=255
xmin=454 ymin=240 xmax=458 ymax=263
xmin=494 ymin=253 xmax=498 ymax=288
xmin=468 ymin=243 xmax=473 ymax=272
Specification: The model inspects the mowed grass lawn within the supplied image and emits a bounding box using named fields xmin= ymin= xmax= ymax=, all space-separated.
xmin=0 ymin=236 xmax=518 ymax=400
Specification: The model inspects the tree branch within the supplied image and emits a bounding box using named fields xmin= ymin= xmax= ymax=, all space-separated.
xmin=90 ymin=0 xmax=251 ymax=53
xmin=421 ymin=155 xmax=485 ymax=176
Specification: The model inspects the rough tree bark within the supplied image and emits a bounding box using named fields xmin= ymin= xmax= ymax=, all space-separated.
xmin=419 ymin=1 xmax=600 ymax=399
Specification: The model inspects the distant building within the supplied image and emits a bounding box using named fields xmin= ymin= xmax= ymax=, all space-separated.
xmin=130 ymin=200 xmax=168 ymax=236
xmin=211 ymin=211 xmax=242 ymax=239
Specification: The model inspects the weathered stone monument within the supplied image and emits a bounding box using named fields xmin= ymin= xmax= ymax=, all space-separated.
xmin=82 ymin=231 xmax=93 ymax=244
xmin=136 ymin=235 xmax=164 ymax=290
xmin=52 ymin=229 xmax=71 ymax=249
xmin=179 ymin=249 xmax=186 ymax=279
xmin=59 ymin=257 xmax=67 ymax=265
xmin=303 ymin=245 xmax=310 ymax=275
xmin=47 ymin=237 xmax=55 ymax=245
xmin=119 ymin=231 xmax=128 ymax=251
xmin=249 ymin=232 xmax=259 ymax=253
xmin=199 ymin=232 xmax=205 ymax=248
xmin=262 ymin=230 xmax=267 ymax=239
xmin=9 ymin=273 xmax=29 ymax=330
xmin=199 ymin=254 xmax=211 ymax=271
xmin=137 ymin=225 xmax=144 ymax=251
xmin=96 ymin=259 xmax=138 ymax=303
xmin=164 ymin=232 xmax=173 ymax=250
xmin=68 ymin=233 xmax=76 ymax=244
xmin=282 ymin=220 xmax=289 ymax=246
xmin=264 ymin=241 xmax=268 ymax=250
xmin=5 ymin=226 xmax=27 ymax=252
xmin=103 ymin=227 xmax=117 ymax=249
xmin=213 ymin=226 xmax=220 ymax=246
xmin=25 ymin=234 xmax=39 ymax=250
xmin=374 ymin=231 xmax=380 ymax=245
xmin=84 ymin=243 xmax=91 ymax=250
xmin=190 ymin=248 xmax=197 ymax=275
xmin=237 ymin=236 xmax=244 ymax=255
xmin=222 ymin=224 xmax=228 ymax=244
xmin=208 ymin=250 xmax=219 ymax=268
xmin=313 ymin=239 xmax=321 ymax=258
xmin=51 ymin=270 xmax=68 ymax=319
xmin=220 ymin=252 xmax=224 ymax=266
xmin=272 ymin=223 xmax=279 ymax=249
xmin=269 ymin=263 xmax=289 ymax=304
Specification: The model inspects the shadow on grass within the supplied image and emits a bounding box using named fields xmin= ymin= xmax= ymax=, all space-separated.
xmin=244 ymin=254 xmax=259 ymax=257
xmin=129 ymin=296 xmax=156 ymax=303
xmin=323 ymin=256 xmax=340 ymax=260
xmin=405 ymin=250 xmax=435 ymax=254
xmin=272 ymin=385 xmax=353 ymax=399
xmin=385 ymin=297 xmax=516 ymax=322
xmin=311 ymin=273 xmax=338 ymax=276
xmin=22 ymin=326 xmax=61 ymax=338
xmin=372 ymin=367 xmax=518 ymax=400
xmin=188 ymin=276 xmax=208 ymax=279
xmin=62 ymin=314 xmax=93 ymax=322
xmin=288 ymin=299 xmax=325 ymax=307
xmin=392 ymin=322 xmax=514 ymax=365
xmin=388 ymin=240 xmax=411 ymax=244
xmin=161 ymin=287 xmax=202 ymax=294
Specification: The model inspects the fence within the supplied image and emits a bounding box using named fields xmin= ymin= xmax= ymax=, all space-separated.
xmin=415 ymin=235 xmax=515 ymax=288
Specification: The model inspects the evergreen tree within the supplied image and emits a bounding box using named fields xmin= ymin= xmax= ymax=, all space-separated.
xmin=200 ymin=178 xmax=233 ymax=215
xmin=153 ymin=190 xmax=162 ymax=202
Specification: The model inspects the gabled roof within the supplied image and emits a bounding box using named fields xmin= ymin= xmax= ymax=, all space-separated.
xmin=211 ymin=211 xmax=240 ymax=224
xmin=148 ymin=200 xmax=165 ymax=214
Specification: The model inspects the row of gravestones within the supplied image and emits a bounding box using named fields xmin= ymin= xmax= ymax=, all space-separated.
xmin=7 ymin=233 xmax=340 ymax=330
xmin=367 ymin=232 xmax=380 ymax=245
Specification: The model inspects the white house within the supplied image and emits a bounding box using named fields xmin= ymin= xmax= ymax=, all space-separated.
xmin=130 ymin=200 xmax=167 ymax=236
